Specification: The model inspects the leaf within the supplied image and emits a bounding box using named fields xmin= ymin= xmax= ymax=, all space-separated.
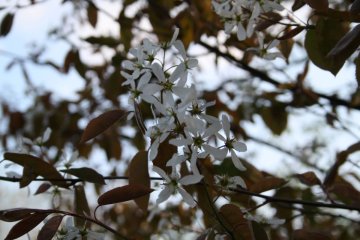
xmin=277 ymin=26 xmax=305 ymax=40
xmin=260 ymin=102 xmax=288 ymax=135
xmin=62 ymin=50 xmax=76 ymax=73
xmin=249 ymin=176 xmax=287 ymax=193
xmin=87 ymin=2 xmax=98 ymax=28
xmin=0 ymin=13 xmax=14 ymax=37
xmin=153 ymin=138 xmax=177 ymax=174
xmin=327 ymin=25 xmax=360 ymax=67
xmin=292 ymin=0 xmax=306 ymax=11
xmin=34 ymin=183 xmax=52 ymax=195
xmin=80 ymin=109 xmax=125 ymax=143
xmin=74 ymin=185 xmax=90 ymax=227
xmin=294 ymin=171 xmax=321 ymax=186
xmin=303 ymin=0 xmax=328 ymax=11
xmin=97 ymin=184 xmax=153 ymax=206
xmin=4 ymin=213 xmax=49 ymax=240
xmin=3 ymin=152 xmax=67 ymax=188
xmin=61 ymin=167 xmax=105 ymax=184
xmin=84 ymin=36 xmax=119 ymax=47
xmin=129 ymin=151 xmax=151 ymax=212
xmin=219 ymin=204 xmax=252 ymax=240
xmin=0 ymin=208 xmax=38 ymax=222
xmin=356 ymin=52 xmax=360 ymax=86
xmin=351 ymin=0 xmax=360 ymax=14
xmin=304 ymin=18 xmax=349 ymax=75
xmin=37 ymin=215 xmax=64 ymax=240
xmin=293 ymin=229 xmax=334 ymax=240
xmin=251 ymin=221 xmax=269 ymax=240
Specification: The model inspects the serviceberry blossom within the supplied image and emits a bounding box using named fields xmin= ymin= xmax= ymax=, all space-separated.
xmin=247 ymin=32 xmax=284 ymax=60
xmin=153 ymin=166 xmax=203 ymax=207
xmin=212 ymin=0 xmax=284 ymax=59
xmin=122 ymin=27 xmax=248 ymax=207
xmin=215 ymin=174 xmax=247 ymax=192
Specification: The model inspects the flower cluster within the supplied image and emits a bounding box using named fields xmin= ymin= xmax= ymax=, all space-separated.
xmin=121 ymin=28 xmax=247 ymax=207
xmin=212 ymin=0 xmax=284 ymax=59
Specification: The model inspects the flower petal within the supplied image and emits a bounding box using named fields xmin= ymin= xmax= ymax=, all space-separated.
xmin=156 ymin=186 xmax=172 ymax=205
xmin=233 ymin=141 xmax=247 ymax=152
xmin=179 ymin=174 xmax=203 ymax=185
xmin=231 ymin=150 xmax=246 ymax=171
xmin=178 ymin=187 xmax=196 ymax=207
xmin=151 ymin=62 xmax=166 ymax=82
xmin=153 ymin=166 xmax=171 ymax=182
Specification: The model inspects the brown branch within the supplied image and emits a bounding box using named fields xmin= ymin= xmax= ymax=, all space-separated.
xmin=198 ymin=41 xmax=360 ymax=111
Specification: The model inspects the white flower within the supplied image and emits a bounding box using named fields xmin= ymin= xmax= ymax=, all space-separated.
xmin=215 ymin=114 xmax=247 ymax=170
xmin=58 ymin=217 xmax=104 ymax=240
xmin=153 ymin=166 xmax=203 ymax=207
xmin=244 ymin=213 xmax=285 ymax=227
xmin=215 ymin=175 xmax=247 ymax=190
xmin=247 ymin=32 xmax=284 ymax=60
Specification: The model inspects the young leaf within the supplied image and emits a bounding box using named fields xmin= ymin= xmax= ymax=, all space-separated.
xmin=303 ymin=0 xmax=328 ymax=11
xmin=61 ymin=167 xmax=105 ymax=184
xmin=3 ymin=152 xmax=67 ymax=187
xmin=0 ymin=208 xmax=37 ymax=222
xmin=97 ymin=184 xmax=154 ymax=206
xmin=62 ymin=50 xmax=76 ymax=73
xmin=4 ymin=213 xmax=49 ymax=240
xmin=80 ymin=109 xmax=125 ymax=143
xmin=0 ymin=13 xmax=14 ymax=37
xmin=37 ymin=215 xmax=64 ymax=240
xmin=87 ymin=2 xmax=98 ymax=28
xmin=219 ymin=204 xmax=252 ymax=240
xmin=129 ymin=151 xmax=151 ymax=212
xmin=294 ymin=171 xmax=321 ymax=186
xmin=351 ymin=0 xmax=360 ymax=14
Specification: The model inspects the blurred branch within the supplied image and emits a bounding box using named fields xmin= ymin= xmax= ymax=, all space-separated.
xmin=198 ymin=41 xmax=360 ymax=111
xmin=1 ymin=175 xmax=359 ymax=212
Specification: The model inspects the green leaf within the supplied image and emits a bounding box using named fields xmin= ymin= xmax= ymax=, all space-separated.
xmin=3 ymin=152 xmax=67 ymax=188
xmin=97 ymin=184 xmax=153 ymax=206
xmin=80 ymin=109 xmax=125 ymax=143
xmin=4 ymin=213 xmax=49 ymax=240
xmin=0 ymin=13 xmax=14 ymax=37
xmin=304 ymin=18 xmax=349 ymax=75
xmin=129 ymin=151 xmax=151 ymax=212
xmin=61 ymin=167 xmax=105 ymax=184
xmin=37 ymin=215 xmax=64 ymax=240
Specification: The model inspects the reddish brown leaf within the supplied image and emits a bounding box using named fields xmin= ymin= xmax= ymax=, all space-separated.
xmin=80 ymin=109 xmax=125 ymax=143
xmin=98 ymin=184 xmax=154 ymax=206
xmin=129 ymin=151 xmax=151 ymax=212
xmin=249 ymin=176 xmax=287 ymax=193
xmin=153 ymin=138 xmax=177 ymax=174
xmin=0 ymin=13 xmax=14 ymax=37
xmin=87 ymin=2 xmax=98 ymax=28
xmin=4 ymin=213 xmax=49 ymax=240
xmin=37 ymin=215 xmax=64 ymax=240
xmin=0 ymin=208 xmax=37 ymax=222
xmin=61 ymin=167 xmax=105 ymax=184
xmin=3 ymin=152 xmax=67 ymax=188
xmin=351 ymin=0 xmax=360 ymax=14
xmin=303 ymin=0 xmax=328 ymax=11
xmin=34 ymin=183 xmax=52 ymax=195
xmin=293 ymin=229 xmax=334 ymax=240
xmin=278 ymin=26 xmax=305 ymax=40
xmin=294 ymin=171 xmax=321 ymax=186
xmin=219 ymin=204 xmax=252 ymax=240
